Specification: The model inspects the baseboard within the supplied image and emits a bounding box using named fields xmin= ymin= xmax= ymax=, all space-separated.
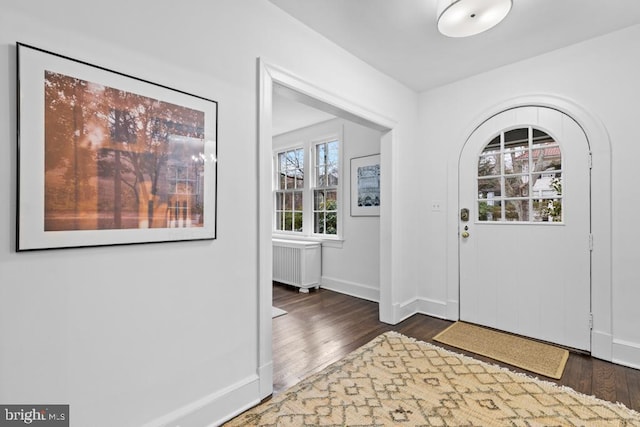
xmin=321 ymin=276 xmax=379 ymax=302
xmin=141 ymin=374 xmax=260 ymax=427
xmin=612 ymin=338 xmax=640 ymax=370
xmin=392 ymin=297 xmax=448 ymax=324
xmin=591 ymin=329 xmax=613 ymax=361
xmin=258 ymin=361 xmax=273 ymax=399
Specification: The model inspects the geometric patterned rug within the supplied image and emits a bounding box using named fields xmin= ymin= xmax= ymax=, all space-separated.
xmin=224 ymin=331 xmax=640 ymax=426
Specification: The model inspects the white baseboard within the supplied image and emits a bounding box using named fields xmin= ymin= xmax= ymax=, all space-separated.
xmin=142 ymin=375 xmax=260 ymax=427
xmin=612 ymin=338 xmax=640 ymax=370
xmin=258 ymin=361 xmax=273 ymax=399
xmin=392 ymin=297 xmax=448 ymax=324
xmin=591 ymin=329 xmax=613 ymax=361
xmin=321 ymin=276 xmax=379 ymax=302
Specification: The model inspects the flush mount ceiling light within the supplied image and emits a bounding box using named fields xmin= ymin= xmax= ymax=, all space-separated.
xmin=437 ymin=0 xmax=512 ymax=38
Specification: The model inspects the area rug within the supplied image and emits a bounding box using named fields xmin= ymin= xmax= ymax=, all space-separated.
xmin=225 ymin=331 xmax=640 ymax=426
xmin=271 ymin=307 xmax=287 ymax=319
xmin=433 ymin=321 xmax=569 ymax=379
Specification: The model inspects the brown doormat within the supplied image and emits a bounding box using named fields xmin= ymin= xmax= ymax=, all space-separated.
xmin=433 ymin=321 xmax=569 ymax=379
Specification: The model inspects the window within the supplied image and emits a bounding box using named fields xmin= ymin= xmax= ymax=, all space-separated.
xmin=313 ymin=140 xmax=339 ymax=235
xmin=273 ymin=132 xmax=341 ymax=238
xmin=477 ymin=127 xmax=562 ymax=222
xmin=275 ymin=148 xmax=304 ymax=232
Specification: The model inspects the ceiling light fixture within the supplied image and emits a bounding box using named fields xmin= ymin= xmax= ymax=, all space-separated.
xmin=437 ymin=0 xmax=512 ymax=38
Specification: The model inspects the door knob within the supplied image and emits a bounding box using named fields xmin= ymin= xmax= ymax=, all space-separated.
xmin=461 ymin=231 xmax=470 ymax=238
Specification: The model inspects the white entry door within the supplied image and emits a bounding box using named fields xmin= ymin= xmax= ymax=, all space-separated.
xmin=459 ymin=106 xmax=591 ymax=351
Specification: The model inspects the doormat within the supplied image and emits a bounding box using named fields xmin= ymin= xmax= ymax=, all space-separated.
xmin=225 ymin=331 xmax=640 ymax=426
xmin=433 ymin=321 xmax=569 ymax=379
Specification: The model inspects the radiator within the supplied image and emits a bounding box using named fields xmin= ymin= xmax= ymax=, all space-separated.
xmin=272 ymin=239 xmax=321 ymax=292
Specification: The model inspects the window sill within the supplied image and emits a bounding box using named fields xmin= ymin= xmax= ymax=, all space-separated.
xmin=271 ymin=233 xmax=344 ymax=249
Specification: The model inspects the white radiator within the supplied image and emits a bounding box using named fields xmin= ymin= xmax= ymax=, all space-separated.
xmin=272 ymin=239 xmax=321 ymax=292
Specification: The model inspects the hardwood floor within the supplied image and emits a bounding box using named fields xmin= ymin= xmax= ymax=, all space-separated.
xmin=272 ymin=283 xmax=640 ymax=412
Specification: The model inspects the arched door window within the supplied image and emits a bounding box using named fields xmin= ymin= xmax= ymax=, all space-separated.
xmin=477 ymin=127 xmax=562 ymax=222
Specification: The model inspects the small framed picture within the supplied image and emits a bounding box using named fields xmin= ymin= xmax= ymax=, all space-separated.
xmin=350 ymin=154 xmax=380 ymax=217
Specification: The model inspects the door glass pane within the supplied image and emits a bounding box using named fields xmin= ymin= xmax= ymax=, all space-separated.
xmin=478 ymin=200 xmax=502 ymax=221
xmin=505 ymin=175 xmax=529 ymax=198
xmin=533 ymin=199 xmax=562 ymax=222
xmin=478 ymin=154 xmax=500 ymax=176
xmin=478 ymin=178 xmax=501 ymax=199
xmin=531 ymin=146 xmax=561 ymax=172
xmin=505 ymin=199 xmax=529 ymax=222
xmin=504 ymin=149 xmax=528 ymax=174
xmin=504 ymin=128 xmax=528 ymax=149
xmin=532 ymin=173 xmax=562 ymax=198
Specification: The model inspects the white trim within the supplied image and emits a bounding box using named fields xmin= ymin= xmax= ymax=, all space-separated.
xmin=446 ymin=94 xmax=612 ymax=360
xmin=321 ymin=276 xmax=380 ymax=302
xmin=141 ymin=375 xmax=259 ymax=427
xmin=393 ymin=297 xmax=448 ymax=323
xmin=612 ymin=339 xmax=640 ymax=370
xmin=257 ymin=58 xmax=398 ymax=403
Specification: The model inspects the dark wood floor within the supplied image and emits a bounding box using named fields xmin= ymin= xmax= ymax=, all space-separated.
xmin=272 ymin=283 xmax=640 ymax=412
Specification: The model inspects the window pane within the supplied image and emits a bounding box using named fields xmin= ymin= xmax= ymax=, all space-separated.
xmin=504 ymin=128 xmax=528 ymax=150
xmin=505 ymin=199 xmax=529 ymax=222
xmin=294 ymin=212 xmax=303 ymax=231
xmin=478 ymin=178 xmax=501 ymax=199
xmin=276 ymin=192 xmax=283 ymax=210
xmin=504 ymin=149 xmax=529 ymax=174
xmin=478 ymin=200 xmax=502 ymax=222
xmin=505 ymin=175 xmax=529 ymax=198
xmin=294 ymin=191 xmax=303 ymax=211
xmin=284 ymin=193 xmax=292 ymax=210
xmin=478 ymin=154 xmax=500 ymax=176
xmin=328 ymin=165 xmax=339 ymax=186
xmin=325 ymin=190 xmax=337 ymax=211
xmin=533 ymin=199 xmax=562 ymax=222
xmin=314 ymin=190 xmax=325 ymax=210
xmin=532 ymin=173 xmax=562 ymax=198
xmin=532 ymin=129 xmax=555 ymax=146
xmin=326 ymin=212 xmax=337 ymax=235
xmin=275 ymin=212 xmax=283 ymax=230
xmin=314 ymin=212 xmax=324 ymax=234
xmin=316 ymin=166 xmax=325 ymax=186
xmin=483 ymin=135 xmax=501 ymax=153
xmin=295 ymin=168 xmax=304 ymax=189
xmin=531 ymin=146 xmax=561 ymax=172
xmin=316 ymin=144 xmax=326 ymax=166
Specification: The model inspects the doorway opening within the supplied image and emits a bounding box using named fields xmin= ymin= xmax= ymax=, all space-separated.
xmin=257 ymin=59 xmax=394 ymax=398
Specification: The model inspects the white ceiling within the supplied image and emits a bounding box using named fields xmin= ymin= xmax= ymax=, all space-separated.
xmin=272 ymin=91 xmax=335 ymax=136
xmin=269 ymin=0 xmax=640 ymax=92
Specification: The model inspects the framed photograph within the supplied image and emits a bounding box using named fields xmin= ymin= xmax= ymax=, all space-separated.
xmin=17 ymin=43 xmax=217 ymax=251
xmin=350 ymin=154 xmax=380 ymax=217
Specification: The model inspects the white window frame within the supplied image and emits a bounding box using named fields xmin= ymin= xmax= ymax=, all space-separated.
xmin=272 ymin=123 xmax=343 ymax=241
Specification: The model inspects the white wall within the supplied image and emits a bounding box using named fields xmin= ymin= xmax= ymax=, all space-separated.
xmin=0 ymin=1 xmax=417 ymax=426
xmin=273 ymin=118 xmax=381 ymax=301
xmin=415 ymin=24 xmax=640 ymax=368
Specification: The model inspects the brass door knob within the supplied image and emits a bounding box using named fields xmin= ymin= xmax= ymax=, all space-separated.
xmin=461 ymin=231 xmax=470 ymax=238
